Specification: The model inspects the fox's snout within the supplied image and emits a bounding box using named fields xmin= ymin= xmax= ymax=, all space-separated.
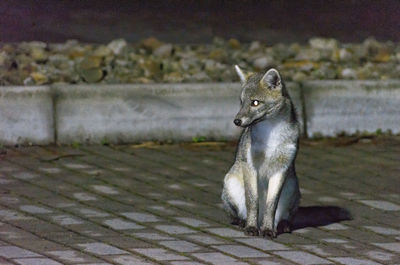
xmin=233 ymin=119 xmax=242 ymax=126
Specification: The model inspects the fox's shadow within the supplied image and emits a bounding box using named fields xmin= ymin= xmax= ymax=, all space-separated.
xmin=289 ymin=206 xmax=352 ymax=232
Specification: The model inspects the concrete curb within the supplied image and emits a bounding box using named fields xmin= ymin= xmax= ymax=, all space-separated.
xmin=0 ymin=80 xmax=399 ymax=145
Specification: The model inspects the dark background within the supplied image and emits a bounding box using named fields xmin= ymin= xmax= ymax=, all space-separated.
xmin=1 ymin=0 xmax=399 ymax=44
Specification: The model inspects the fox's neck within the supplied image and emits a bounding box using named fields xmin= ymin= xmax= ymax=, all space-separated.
xmin=249 ymin=100 xmax=294 ymax=150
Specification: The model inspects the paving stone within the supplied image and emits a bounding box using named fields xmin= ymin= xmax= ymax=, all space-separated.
xmin=321 ymin=238 xmax=348 ymax=244
xmin=321 ymin=223 xmax=348 ymax=230
xmin=159 ymin=240 xmax=201 ymax=252
xmin=55 ymin=202 xmax=76 ymax=208
xmin=317 ymin=196 xmax=339 ymax=203
xmin=170 ymin=262 xmax=205 ymax=265
xmin=9 ymin=239 xmax=64 ymax=253
xmin=47 ymin=250 xmax=88 ymax=263
xmin=365 ymin=250 xmax=396 ymax=261
xmin=110 ymin=254 xmax=155 ymax=265
xmin=121 ymin=212 xmax=160 ymax=222
xmin=205 ymin=228 xmax=247 ymax=238
xmin=185 ymin=234 xmax=226 ymax=245
xmin=359 ymin=200 xmax=400 ymax=211
xmin=236 ymin=238 xmax=290 ymax=251
xmin=0 ymin=210 xmax=32 ymax=221
xmin=372 ymin=242 xmax=400 ymax=253
xmin=0 ymin=246 xmax=42 ymax=258
xmin=298 ymin=244 xmax=331 ymax=256
xmin=192 ymin=252 xmax=248 ymax=265
xmin=155 ymin=225 xmax=196 ymax=234
xmin=212 ymin=244 xmax=270 ymax=258
xmin=255 ymin=261 xmax=283 ymax=265
xmin=77 ymin=243 xmax=128 ymax=255
xmin=92 ymin=185 xmax=119 ymax=195
xmin=167 ymin=200 xmax=196 ymax=207
xmin=19 ymin=205 xmax=52 ymax=214
xmin=12 ymin=258 xmax=62 ymax=265
xmin=63 ymin=163 xmax=91 ymax=169
xmin=174 ymin=217 xmax=210 ymax=227
xmin=364 ymin=226 xmax=400 ymax=235
xmin=73 ymin=192 xmax=98 ymax=201
xmin=13 ymin=172 xmax=38 ymax=180
xmin=103 ymin=218 xmax=144 ymax=230
xmin=273 ymin=250 xmax=332 ymax=265
xmin=132 ymin=248 xmax=188 ymax=261
xmin=83 ymin=263 xmax=112 ymax=265
xmin=330 ymin=257 xmax=382 ymax=265
xmin=79 ymin=208 xmax=109 ymax=218
xmin=51 ymin=215 xmax=84 ymax=225
xmin=2 ymin=140 xmax=400 ymax=264
xmin=39 ymin=167 xmax=61 ymax=174
xmin=0 ymin=196 xmax=20 ymax=204
xmin=148 ymin=205 xmax=175 ymax=215
xmin=133 ymin=232 xmax=174 ymax=241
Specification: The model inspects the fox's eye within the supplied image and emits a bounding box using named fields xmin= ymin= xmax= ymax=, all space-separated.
xmin=251 ymin=100 xmax=259 ymax=107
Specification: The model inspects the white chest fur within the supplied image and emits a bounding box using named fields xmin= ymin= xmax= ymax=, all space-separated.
xmin=250 ymin=119 xmax=286 ymax=167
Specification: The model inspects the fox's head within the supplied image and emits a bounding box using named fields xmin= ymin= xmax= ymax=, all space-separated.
xmin=233 ymin=65 xmax=288 ymax=127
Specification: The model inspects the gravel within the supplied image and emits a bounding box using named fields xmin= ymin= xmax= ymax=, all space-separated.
xmin=1 ymin=37 xmax=400 ymax=86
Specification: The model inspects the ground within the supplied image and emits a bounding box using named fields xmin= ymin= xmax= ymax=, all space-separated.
xmin=0 ymin=136 xmax=399 ymax=265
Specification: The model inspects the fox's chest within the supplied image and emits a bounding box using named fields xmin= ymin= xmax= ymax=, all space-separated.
xmin=249 ymin=121 xmax=282 ymax=172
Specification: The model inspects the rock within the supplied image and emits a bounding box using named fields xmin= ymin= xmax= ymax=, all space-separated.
xmin=30 ymin=72 xmax=48 ymax=85
xmin=252 ymin=56 xmax=272 ymax=70
xmin=209 ymin=49 xmax=226 ymax=61
xmin=339 ymin=48 xmax=353 ymax=61
xmin=0 ymin=51 xmax=9 ymax=67
xmin=48 ymin=54 xmax=70 ymax=69
xmin=80 ymin=68 xmax=103 ymax=83
xmin=249 ymin=41 xmax=261 ymax=52
xmin=295 ymin=48 xmax=322 ymax=61
xmin=341 ymin=68 xmax=357 ymax=79
xmin=141 ymin=59 xmax=161 ymax=77
xmin=141 ymin=37 xmax=163 ymax=52
xmin=68 ymin=46 xmax=86 ymax=59
xmin=107 ymin=39 xmax=127 ymax=55
xmin=93 ymin=45 xmax=112 ymax=57
xmin=163 ymin=72 xmax=184 ymax=82
xmin=374 ymin=50 xmax=391 ymax=62
xmin=154 ymin=44 xmax=173 ymax=57
xmin=79 ymin=56 xmax=102 ymax=70
xmin=228 ymin=38 xmax=241 ymax=49
xmin=292 ymin=72 xmax=307 ymax=82
xmin=309 ymin=37 xmax=338 ymax=50
xmin=283 ymin=61 xmax=318 ymax=72
xmin=189 ymin=72 xmax=211 ymax=82
xmin=31 ymin=47 xmax=48 ymax=62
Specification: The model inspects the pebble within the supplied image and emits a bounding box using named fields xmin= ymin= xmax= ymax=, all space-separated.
xmin=0 ymin=37 xmax=398 ymax=85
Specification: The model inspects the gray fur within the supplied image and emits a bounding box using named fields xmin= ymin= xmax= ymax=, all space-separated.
xmin=221 ymin=66 xmax=301 ymax=238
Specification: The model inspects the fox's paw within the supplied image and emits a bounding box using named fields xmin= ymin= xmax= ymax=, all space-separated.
xmin=244 ymin=226 xmax=259 ymax=236
xmin=260 ymin=228 xmax=277 ymax=239
xmin=231 ymin=218 xmax=246 ymax=228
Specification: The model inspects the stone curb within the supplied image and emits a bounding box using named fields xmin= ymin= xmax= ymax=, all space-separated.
xmin=0 ymin=80 xmax=399 ymax=145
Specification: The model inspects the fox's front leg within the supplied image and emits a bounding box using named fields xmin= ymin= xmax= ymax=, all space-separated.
xmin=260 ymin=172 xmax=286 ymax=238
xmin=242 ymin=164 xmax=259 ymax=236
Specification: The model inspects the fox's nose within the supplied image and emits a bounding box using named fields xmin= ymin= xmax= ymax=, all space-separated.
xmin=234 ymin=119 xmax=242 ymax=126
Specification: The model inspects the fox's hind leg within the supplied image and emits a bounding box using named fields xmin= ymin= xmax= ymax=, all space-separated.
xmin=221 ymin=163 xmax=246 ymax=226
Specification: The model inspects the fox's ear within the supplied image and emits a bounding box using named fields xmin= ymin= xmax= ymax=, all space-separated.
xmin=261 ymin=68 xmax=282 ymax=89
xmin=234 ymin=65 xmax=252 ymax=84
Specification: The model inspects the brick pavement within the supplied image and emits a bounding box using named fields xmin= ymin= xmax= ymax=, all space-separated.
xmin=0 ymin=136 xmax=399 ymax=264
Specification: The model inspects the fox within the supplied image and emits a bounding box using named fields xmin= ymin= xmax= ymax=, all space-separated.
xmin=221 ymin=65 xmax=301 ymax=238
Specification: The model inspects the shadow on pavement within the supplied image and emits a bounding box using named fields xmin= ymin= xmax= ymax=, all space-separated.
xmin=291 ymin=206 xmax=352 ymax=231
